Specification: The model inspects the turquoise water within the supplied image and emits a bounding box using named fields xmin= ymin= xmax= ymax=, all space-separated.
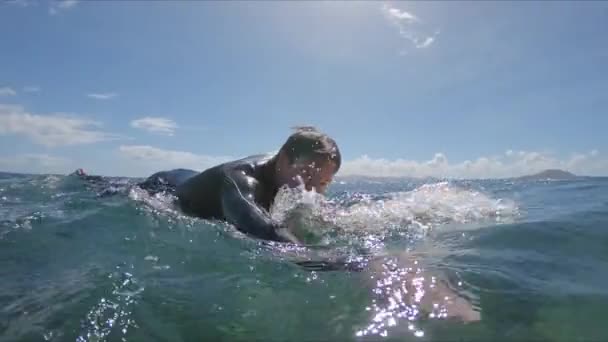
xmin=1 ymin=172 xmax=608 ymax=341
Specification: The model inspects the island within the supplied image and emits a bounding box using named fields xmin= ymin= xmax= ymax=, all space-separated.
xmin=515 ymin=169 xmax=578 ymax=181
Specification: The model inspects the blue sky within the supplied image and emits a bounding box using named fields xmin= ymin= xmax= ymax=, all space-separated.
xmin=1 ymin=1 xmax=607 ymax=178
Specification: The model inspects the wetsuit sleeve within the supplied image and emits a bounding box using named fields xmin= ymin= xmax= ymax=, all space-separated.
xmin=221 ymin=173 xmax=299 ymax=243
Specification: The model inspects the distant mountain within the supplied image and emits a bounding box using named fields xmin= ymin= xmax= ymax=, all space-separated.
xmin=515 ymin=169 xmax=577 ymax=181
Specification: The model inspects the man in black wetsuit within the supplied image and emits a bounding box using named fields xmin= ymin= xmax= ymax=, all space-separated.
xmin=139 ymin=126 xmax=341 ymax=244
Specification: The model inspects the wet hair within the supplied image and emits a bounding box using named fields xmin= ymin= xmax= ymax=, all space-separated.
xmin=278 ymin=126 xmax=341 ymax=173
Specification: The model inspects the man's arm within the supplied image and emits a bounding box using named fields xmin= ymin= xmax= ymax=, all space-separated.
xmin=221 ymin=173 xmax=300 ymax=244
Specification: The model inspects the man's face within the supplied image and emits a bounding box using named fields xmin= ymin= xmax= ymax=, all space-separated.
xmin=276 ymin=153 xmax=336 ymax=194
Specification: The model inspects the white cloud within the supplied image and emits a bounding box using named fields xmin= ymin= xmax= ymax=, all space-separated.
xmin=0 ymin=154 xmax=72 ymax=175
xmin=0 ymin=103 xmax=121 ymax=147
xmin=49 ymin=0 xmax=78 ymax=15
xmin=0 ymin=87 xmax=17 ymax=96
xmin=118 ymin=145 xmax=233 ymax=175
xmin=381 ymin=3 xmax=438 ymax=51
xmin=87 ymin=92 xmax=118 ymax=100
xmin=384 ymin=6 xmax=418 ymax=23
xmin=23 ymin=86 xmax=40 ymax=93
xmin=340 ymin=150 xmax=608 ymax=179
xmin=416 ymin=36 xmax=435 ymax=49
xmin=115 ymin=146 xmax=608 ymax=179
xmin=130 ymin=117 xmax=178 ymax=136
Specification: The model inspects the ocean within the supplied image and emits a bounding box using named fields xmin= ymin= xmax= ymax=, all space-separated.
xmin=1 ymin=172 xmax=608 ymax=341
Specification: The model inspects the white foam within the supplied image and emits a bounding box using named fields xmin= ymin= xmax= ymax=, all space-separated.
xmin=340 ymin=182 xmax=517 ymax=232
xmin=126 ymin=186 xmax=215 ymax=232
xmin=270 ymin=184 xmax=324 ymax=222
xmin=127 ymin=187 xmax=180 ymax=216
xmin=144 ymin=255 xmax=159 ymax=262
xmin=271 ymin=181 xmax=518 ymax=239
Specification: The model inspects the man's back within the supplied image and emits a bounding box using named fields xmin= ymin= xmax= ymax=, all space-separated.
xmin=175 ymin=163 xmax=225 ymax=219
xmin=175 ymin=154 xmax=277 ymax=221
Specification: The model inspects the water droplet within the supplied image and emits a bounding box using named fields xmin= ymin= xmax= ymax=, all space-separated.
xmin=144 ymin=255 xmax=158 ymax=262
xmin=43 ymin=331 xmax=54 ymax=340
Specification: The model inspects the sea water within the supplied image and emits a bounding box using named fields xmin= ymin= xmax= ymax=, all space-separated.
xmin=1 ymin=172 xmax=608 ymax=341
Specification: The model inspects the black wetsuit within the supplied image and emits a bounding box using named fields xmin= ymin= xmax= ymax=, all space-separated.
xmin=140 ymin=154 xmax=298 ymax=243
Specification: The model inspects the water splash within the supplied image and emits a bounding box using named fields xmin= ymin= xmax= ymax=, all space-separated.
xmin=271 ymin=181 xmax=518 ymax=244
xmin=335 ymin=182 xmax=517 ymax=233
xmin=128 ymin=187 xmax=179 ymax=215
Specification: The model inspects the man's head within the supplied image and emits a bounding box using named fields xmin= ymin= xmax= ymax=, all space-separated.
xmin=274 ymin=126 xmax=341 ymax=194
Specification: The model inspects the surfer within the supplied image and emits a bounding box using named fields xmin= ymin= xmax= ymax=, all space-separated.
xmin=71 ymin=126 xmax=340 ymax=243
xmin=139 ymin=126 xmax=341 ymax=244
